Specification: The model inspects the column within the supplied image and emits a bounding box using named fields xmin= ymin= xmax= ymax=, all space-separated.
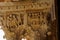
xmin=24 ymin=12 xmax=27 ymax=26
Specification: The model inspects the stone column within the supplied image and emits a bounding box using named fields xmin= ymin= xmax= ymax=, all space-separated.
xmin=24 ymin=12 xmax=27 ymax=26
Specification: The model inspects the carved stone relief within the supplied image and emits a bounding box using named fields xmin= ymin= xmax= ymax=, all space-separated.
xmin=0 ymin=0 xmax=58 ymax=40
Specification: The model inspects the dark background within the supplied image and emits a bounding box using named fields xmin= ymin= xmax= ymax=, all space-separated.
xmin=57 ymin=0 xmax=59 ymax=39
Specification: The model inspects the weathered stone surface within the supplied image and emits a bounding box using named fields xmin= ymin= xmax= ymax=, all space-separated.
xmin=0 ymin=0 xmax=58 ymax=40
